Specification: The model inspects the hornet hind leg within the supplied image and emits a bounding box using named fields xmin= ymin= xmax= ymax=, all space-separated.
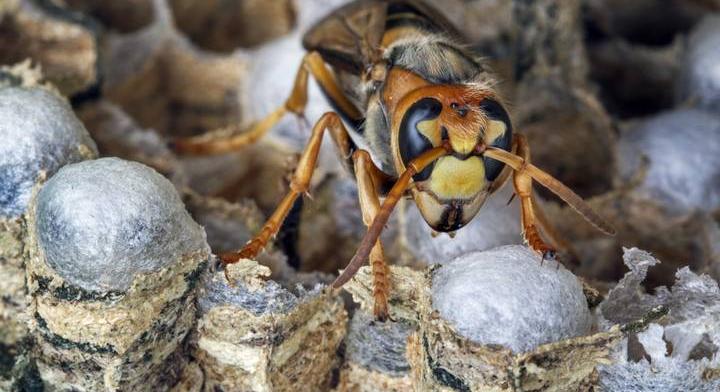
xmin=172 ymin=51 xmax=360 ymax=156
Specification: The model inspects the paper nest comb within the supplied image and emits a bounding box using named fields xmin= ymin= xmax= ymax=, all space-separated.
xmin=2 ymin=0 xmax=720 ymax=391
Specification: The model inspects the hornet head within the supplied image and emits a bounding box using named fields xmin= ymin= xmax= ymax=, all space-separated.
xmin=392 ymin=85 xmax=513 ymax=232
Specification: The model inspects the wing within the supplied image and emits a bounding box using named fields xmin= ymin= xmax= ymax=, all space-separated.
xmin=302 ymin=1 xmax=388 ymax=74
xmin=302 ymin=0 xmax=462 ymax=74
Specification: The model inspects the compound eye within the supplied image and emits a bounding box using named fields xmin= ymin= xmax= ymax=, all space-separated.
xmin=480 ymin=99 xmax=513 ymax=181
xmin=398 ymin=98 xmax=443 ymax=181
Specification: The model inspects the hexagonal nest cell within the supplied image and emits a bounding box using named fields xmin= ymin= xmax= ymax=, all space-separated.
xmin=169 ymin=0 xmax=297 ymax=52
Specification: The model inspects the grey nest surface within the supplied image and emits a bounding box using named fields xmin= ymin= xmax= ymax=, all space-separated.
xmin=431 ymin=245 xmax=592 ymax=353
xmin=35 ymin=157 xmax=207 ymax=292
xmin=0 ymin=86 xmax=97 ymax=218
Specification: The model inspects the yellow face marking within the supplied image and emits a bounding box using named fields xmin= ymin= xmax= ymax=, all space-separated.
xmin=448 ymin=135 xmax=477 ymax=155
xmin=484 ymin=120 xmax=506 ymax=145
xmin=427 ymin=156 xmax=486 ymax=199
xmin=417 ymin=118 xmax=440 ymax=146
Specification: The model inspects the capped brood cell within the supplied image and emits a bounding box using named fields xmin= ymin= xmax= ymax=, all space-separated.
xmin=343 ymin=245 xmax=624 ymax=391
xmin=26 ymin=157 xmax=209 ymax=391
xmin=0 ymin=63 xmax=97 ymax=389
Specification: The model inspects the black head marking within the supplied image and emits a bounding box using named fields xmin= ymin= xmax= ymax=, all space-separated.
xmin=479 ymin=99 xmax=513 ymax=182
xmin=399 ymin=97 xmax=442 ymax=181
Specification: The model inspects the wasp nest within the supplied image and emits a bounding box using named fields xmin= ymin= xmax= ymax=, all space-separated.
xmin=168 ymin=0 xmax=295 ymax=52
xmin=512 ymin=0 xmax=617 ymax=199
xmin=26 ymin=157 xmax=209 ymax=391
xmin=76 ymin=100 xmax=187 ymax=187
xmin=340 ymin=312 xmax=417 ymax=391
xmin=678 ymin=15 xmax=720 ymax=111
xmin=0 ymin=0 xmax=97 ymax=96
xmin=61 ymin=0 xmax=154 ymax=34
xmin=0 ymin=63 xmax=97 ymax=389
xmin=618 ymin=108 xmax=720 ymax=214
xmin=343 ymin=245 xmax=622 ymax=391
xmin=100 ymin=0 xmax=244 ymax=139
xmin=193 ymin=260 xmax=347 ymax=391
xmin=598 ymin=248 xmax=720 ymax=390
xmin=2 ymin=0 xmax=720 ymax=391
